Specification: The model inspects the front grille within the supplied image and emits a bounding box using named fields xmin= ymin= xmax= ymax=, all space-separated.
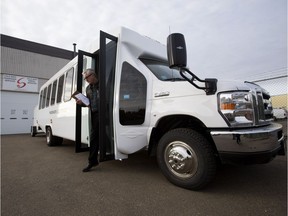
xmin=246 ymin=81 xmax=272 ymax=125
xmin=256 ymin=92 xmax=266 ymax=121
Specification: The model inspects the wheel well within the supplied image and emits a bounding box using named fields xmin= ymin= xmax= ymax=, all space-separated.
xmin=148 ymin=115 xmax=218 ymax=157
xmin=45 ymin=125 xmax=51 ymax=133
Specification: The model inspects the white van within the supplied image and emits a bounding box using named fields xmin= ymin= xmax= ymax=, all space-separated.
xmin=273 ymin=108 xmax=287 ymax=120
xmin=31 ymin=27 xmax=285 ymax=190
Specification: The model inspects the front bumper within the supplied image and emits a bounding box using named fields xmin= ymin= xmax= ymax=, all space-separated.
xmin=211 ymin=123 xmax=285 ymax=164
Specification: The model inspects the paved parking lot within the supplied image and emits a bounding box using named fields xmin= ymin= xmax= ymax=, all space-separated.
xmin=1 ymin=123 xmax=287 ymax=216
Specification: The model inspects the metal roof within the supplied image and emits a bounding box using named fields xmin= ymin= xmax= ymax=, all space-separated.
xmin=1 ymin=34 xmax=75 ymax=60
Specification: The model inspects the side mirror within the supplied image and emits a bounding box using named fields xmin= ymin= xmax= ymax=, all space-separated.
xmin=167 ymin=33 xmax=187 ymax=68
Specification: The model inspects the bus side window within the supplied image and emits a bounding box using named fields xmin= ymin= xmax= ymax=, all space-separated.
xmin=51 ymin=80 xmax=57 ymax=106
xmin=64 ymin=68 xmax=74 ymax=102
xmin=39 ymin=90 xmax=44 ymax=110
xmin=42 ymin=87 xmax=47 ymax=109
xmin=46 ymin=84 xmax=52 ymax=107
xmin=57 ymin=75 xmax=65 ymax=103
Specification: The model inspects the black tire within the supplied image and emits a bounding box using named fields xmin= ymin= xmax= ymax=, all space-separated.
xmin=157 ymin=128 xmax=217 ymax=190
xmin=31 ymin=126 xmax=37 ymax=137
xmin=56 ymin=137 xmax=63 ymax=145
xmin=46 ymin=127 xmax=63 ymax=146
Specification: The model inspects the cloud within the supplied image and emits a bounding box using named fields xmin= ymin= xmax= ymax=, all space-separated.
xmin=1 ymin=0 xmax=287 ymax=80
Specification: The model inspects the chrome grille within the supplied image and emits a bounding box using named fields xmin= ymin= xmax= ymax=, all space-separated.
xmin=246 ymin=81 xmax=272 ymax=126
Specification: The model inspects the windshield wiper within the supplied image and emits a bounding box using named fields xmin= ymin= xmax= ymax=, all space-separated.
xmin=164 ymin=78 xmax=186 ymax=81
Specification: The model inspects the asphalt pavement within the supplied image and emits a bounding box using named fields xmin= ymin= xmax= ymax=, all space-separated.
xmin=1 ymin=126 xmax=287 ymax=216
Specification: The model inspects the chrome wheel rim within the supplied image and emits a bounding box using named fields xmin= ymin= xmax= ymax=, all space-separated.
xmin=164 ymin=141 xmax=198 ymax=179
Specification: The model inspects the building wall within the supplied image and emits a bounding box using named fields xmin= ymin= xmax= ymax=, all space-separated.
xmin=271 ymin=94 xmax=288 ymax=109
xmin=1 ymin=46 xmax=71 ymax=80
xmin=1 ymin=34 xmax=74 ymax=135
xmin=1 ymin=46 xmax=72 ymax=97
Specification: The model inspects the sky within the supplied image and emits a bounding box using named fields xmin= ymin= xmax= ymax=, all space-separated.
xmin=1 ymin=0 xmax=287 ymax=81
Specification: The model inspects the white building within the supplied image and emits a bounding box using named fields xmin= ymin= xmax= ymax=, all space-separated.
xmin=1 ymin=34 xmax=75 ymax=134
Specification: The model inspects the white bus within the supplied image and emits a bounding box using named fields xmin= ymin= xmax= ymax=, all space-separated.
xmin=32 ymin=27 xmax=284 ymax=190
xmin=31 ymin=57 xmax=90 ymax=149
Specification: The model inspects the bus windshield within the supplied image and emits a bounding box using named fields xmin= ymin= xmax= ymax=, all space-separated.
xmin=141 ymin=59 xmax=186 ymax=81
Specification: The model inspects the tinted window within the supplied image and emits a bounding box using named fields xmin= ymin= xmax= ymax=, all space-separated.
xmin=42 ymin=87 xmax=47 ymax=109
xmin=119 ymin=62 xmax=147 ymax=125
xmin=57 ymin=75 xmax=65 ymax=103
xmin=39 ymin=90 xmax=44 ymax=109
xmin=46 ymin=84 xmax=52 ymax=107
xmin=64 ymin=68 xmax=74 ymax=101
xmin=51 ymin=80 xmax=57 ymax=106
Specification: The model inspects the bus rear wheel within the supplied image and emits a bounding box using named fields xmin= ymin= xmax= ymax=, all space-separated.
xmin=31 ymin=126 xmax=37 ymax=137
xmin=157 ymin=128 xmax=217 ymax=190
xmin=46 ymin=127 xmax=63 ymax=146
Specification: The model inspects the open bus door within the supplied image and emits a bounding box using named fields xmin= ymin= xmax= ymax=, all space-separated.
xmin=76 ymin=50 xmax=97 ymax=152
xmin=99 ymin=31 xmax=118 ymax=161
xmin=76 ymin=31 xmax=118 ymax=163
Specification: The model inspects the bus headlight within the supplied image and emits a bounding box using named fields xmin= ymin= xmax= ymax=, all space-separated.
xmin=219 ymin=92 xmax=254 ymax=126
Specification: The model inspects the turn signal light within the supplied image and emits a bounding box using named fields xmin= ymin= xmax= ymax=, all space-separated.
xmin=221 ymin=103 xmax=235 ymax=110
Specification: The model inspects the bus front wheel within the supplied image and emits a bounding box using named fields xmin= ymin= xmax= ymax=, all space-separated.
xmin=157 ymin=128 xmax=217 ymax=190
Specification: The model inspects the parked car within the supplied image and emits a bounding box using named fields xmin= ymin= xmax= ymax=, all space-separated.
xmin=273 ymin=108 xmax=287 ymax=120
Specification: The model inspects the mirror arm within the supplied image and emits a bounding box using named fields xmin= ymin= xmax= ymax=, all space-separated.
xmin=179 ymin=68 xmax=217 ymax=95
